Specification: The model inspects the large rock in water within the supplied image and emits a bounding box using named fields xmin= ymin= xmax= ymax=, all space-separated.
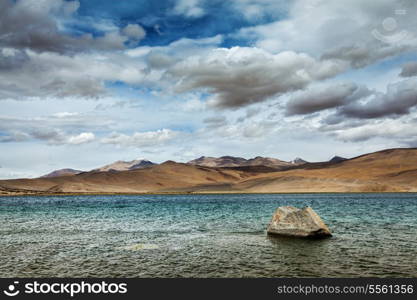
xmin=267 ymin=206 xmax=332 ymax=238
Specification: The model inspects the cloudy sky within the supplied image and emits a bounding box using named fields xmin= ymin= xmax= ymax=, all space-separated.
xmin=1 ymin=0 xmax=417 ymax=178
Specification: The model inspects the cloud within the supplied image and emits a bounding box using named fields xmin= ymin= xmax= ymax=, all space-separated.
xmin=67 ymin=132 xmax=95 ymax=145
xmin=285 ymin=82 xmax=371 ymax=115
xmin=122 ymin=24 xmax=146 ymax=41
xmin=169 ymin=46 xmax=346 ymax=109
xmin=173 ymin=0 xmax=205 ymax=18
xmin=231 ymin=0 xmax=288 ymax=21
xmin=237 ymin=107 xmax=261 ymax=122
xmin=0 ymin=48 xmax=29 ymax=70
xmin=180 ymin=95 xmax=206 ymax=112
xmin=0 ymin=0 xmax=132 ymax=54
xmin=43 ymin=112 xmax=114 ymax=129
xmin=29 ymin=128 xmax=95 ymax=145
xmin=101 ymin=129 xmax=179 ymax=147
xmin=321 ymin=44 xmax=412 ymax=69
xmin=330 ymin=119 xmax=417 ymax=143
xmin=339 ymin=78 xmax=417 ymax=119
xmin=0 ymin=113 xmax=111 ymax=145
xmin=400 ymin=61 xmax=417 ymax=77
xmin=203 ymin=116 xmax=228 ymax=128
xmin=0 ymin=49 xmax=149 ymax=100
xmin=199 ymin=112 xmax=278 ymax=140
xmin=0 ymin=33 xmax=224 ymax=101
xmin=0 ymin=128 xmax=96 ymax=145
xmin=238 ymin=0 xmax=417 ymax=67
xmin=0 ymin=131 xmax=30 ymax=143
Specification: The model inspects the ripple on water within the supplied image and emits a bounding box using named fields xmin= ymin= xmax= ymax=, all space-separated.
xmin=0 ymin=193 xmax=417 ymax=277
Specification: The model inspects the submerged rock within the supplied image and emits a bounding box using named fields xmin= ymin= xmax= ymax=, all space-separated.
xmin=267 ymin=206 xmax=332 ymax=238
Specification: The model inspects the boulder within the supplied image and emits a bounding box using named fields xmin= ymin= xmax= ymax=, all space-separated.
xmin=267 ymin=206 xmax=332 ymax=238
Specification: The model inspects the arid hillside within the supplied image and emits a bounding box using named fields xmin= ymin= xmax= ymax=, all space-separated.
xmin=0 ymin=148 xmax=416 ymax=195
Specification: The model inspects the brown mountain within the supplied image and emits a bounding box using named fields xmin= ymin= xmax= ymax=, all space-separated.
xmin=0 ymin=148 xmax=416 ymax=195
xmin=0 ymin=161 xmax=258 ymax=194
xmin=329 ymin=156 xmax=347 ymax=163
xmin=187 ymin=155 xmax=297 ymax=169
xmin=187 ymin=156 xmax=248 ymax=167
xmin=41 ymin=168 xmax=83 ymax=178
xmin=40 ymin=159 xmax=156 ymax=178
xmin=92 ymin=159 xmax=156 ymax=172
xmin=232 ymin=148 xmax=417 ymax=193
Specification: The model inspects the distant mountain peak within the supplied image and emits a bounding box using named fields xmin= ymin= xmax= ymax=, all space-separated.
xmin=93 ymin=159 xmax=156 ymax=172
xmin=41 ymin=168 xmax=83 ymax=178
xmin=160 ymin=160 xmax=181 ymax=166
xmin=291 ymin=157 xmax=308 ymax=164
xmin=329 ymin=156 xmax=347 ymax=163
xmin=188 ymin=155 xmax=295 ymax=169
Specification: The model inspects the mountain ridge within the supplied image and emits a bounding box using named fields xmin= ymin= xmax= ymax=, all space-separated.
xmin=92 ymin=159 xmax=156 ymax=172
xmin=41 ymin=168 xmax=83 ymax=178
xmin=1 ymin=148 xmax=416 ymax=195
xmin=187 ymin=155 xmax=305 ymax=169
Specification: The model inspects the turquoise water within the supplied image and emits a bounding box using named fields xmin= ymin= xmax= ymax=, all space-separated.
xmin=0 ymin=193 xmax=416 ymax=277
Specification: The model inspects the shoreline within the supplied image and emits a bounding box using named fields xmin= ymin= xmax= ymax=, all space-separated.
xmin=1 ymin=191 xmax=417 ymax=197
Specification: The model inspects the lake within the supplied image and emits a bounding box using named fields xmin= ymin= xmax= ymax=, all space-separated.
xmin=0 ymin=193 xmax=416 ymax=277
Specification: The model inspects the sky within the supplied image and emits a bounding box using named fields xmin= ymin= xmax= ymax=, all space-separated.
xmin=1 ymin=0 xmax=417 ymax=178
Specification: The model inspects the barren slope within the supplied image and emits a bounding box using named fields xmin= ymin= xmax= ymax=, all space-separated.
xmin=0 ymin=148 xmax=416 ymax=194
xmin=230 ymin=148 xmax=417 ymax=193
xmin=0 ymin=161 xmax=259 ymax=194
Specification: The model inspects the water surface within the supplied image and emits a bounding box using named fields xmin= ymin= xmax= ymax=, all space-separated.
xmin=0 ymin=193 xmax=416 ymax=277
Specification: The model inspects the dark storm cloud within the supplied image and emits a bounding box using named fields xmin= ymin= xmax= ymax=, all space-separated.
xmin=0 ymin=0 xmax=142 ymax=54
xmin=400 ymin=62 xmax=417 ymax=77
xmin=340 ymin=78 xmax=417 ymax=119
xmin=285 ymin=83 xmax=371 ymax=116
xmin=0 ymin=49 xmax=29 ymax=70
xmin=169 ymin=47 xmax=346 ymax=109
xmin=0 ymin=0 xmax=85 ymax=54
xmin=30 ymin=128 xmax=67 ymax=144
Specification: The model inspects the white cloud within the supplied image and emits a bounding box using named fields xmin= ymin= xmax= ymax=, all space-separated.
xmin=52 ymin=112 xmax=80 ymax=118
xmin=101 ymin=129 xmax=179 ymax=148
xmin=30 ymin=128 xmax=95 ymax=145
xmin=173 ymin=0 xmax=205 ymax=18
xmin=0 ymin=49 xmax=148 ymax=100
xmin=0 ymin=113 xmax=110 ymax=145
xmin=231 ymin=0 xmax=288 ymax=21
xmin=331 ymin=119 xmax=417 ymax=143
xmin=238 ymin=0 xmax=417 ymax=66
xmin=181 ymin=97 xmax=206 ymax=112
xmin=67 ymin=132 xmax=95 ymax=145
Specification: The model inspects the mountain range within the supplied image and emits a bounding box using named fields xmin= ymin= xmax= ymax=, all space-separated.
xmin=41 ymin=159 xmax=156 ymax=178
xmin=41 ymin=156 xmax=307 ymax=178
xmin=187 ymin=156 xmax=303 ymax=169
xmin=0 ymin=148 xmax=416 ymax=195
xmin=41 ymin=168 xmax=83 ymax=178
xmin=92 ymin=159 xmax=156 ymax=172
